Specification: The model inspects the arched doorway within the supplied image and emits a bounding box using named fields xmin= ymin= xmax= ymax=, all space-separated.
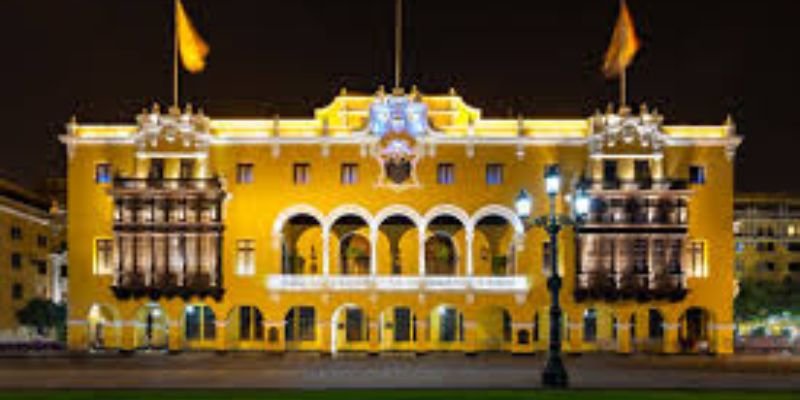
xmin=134 ymin=303 xmax=167 ymax=350
xmin=431 ymin=305 xmax=464 ymax=350
xmin=473 ymin=215 xmax=516 ymax=276
xmin=183 ymin=304 xmax=216 ymax=349
xmin=281 ymin=213 xmax=323 ymax=275
xmin=476 ymin=306 xmax=512 ymax=351
xmin=379 ymin=306 xmax=417 ymax=351
xmin=331 ymin=304 xmax=369 ymax=354
xmin=679 ymin=307 xmax=713 ymax=353
xmin=285 ymin=306 xmax=316 ymax=351
xmin=227 ymin=305 xmax=264 ymax=350
xmin=646 ymin=308 xmax=665 ymax=353
xmin=87 ymin=304 xmax=117 ymax=350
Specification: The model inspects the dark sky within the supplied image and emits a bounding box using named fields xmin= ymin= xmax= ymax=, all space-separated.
xmin=1 ymin=0 xmax=797 ymax=193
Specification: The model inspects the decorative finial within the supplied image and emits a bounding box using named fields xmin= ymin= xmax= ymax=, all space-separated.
xmin=340 ymin=87 xmax=348 ymax=96
xmin=185 ymin=103 xmax=193 ymax=115
xmin=640 ymin=102 xmax=648 ymax=115
xmin=69 ymin=114 xmax=77 ymax=125
xmin=606 ymin=103 xmax=615 ymax=114
xmin=448 ymin=87 xmax=457 ymax=96
xmin=410 ymin=84 xmax=419 ymax=96
xmin=152 ymin=102 xmax=161 ymax=114
xmin=725 ymin=114 xmax=736 ymax=136
xmin=377 ymin=85 xmax=386 ymax=96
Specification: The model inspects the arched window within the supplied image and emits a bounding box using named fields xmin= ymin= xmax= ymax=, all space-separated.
xmin=238 ymin=306 xmax=264 ymax=341
xmin=425 ymin=234 xmax=457 ymax=275
xmin=185 ymin=304 xmax=215 ymax=341
xmin=648 ymin=309 xmax=664 ymax=340
xmin=583 ymin=308 xmax=597 ymax=343
xmin=285 ymin=306 xmax=316 ymax=342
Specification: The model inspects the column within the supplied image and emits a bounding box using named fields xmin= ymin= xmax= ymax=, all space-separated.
xmin=168 ymin=318 xmax=183 ymax=353
xmin=663 ymin=321 xmax=680 ymax=354
xmin=616 ymin=311 xmax=632 ymax=354
xmin=120 ymin=320 xmax=136 ymax=352
xmin=322 ymin=226 xmax=331 ymax=275
xmin=465 ymin=228 xmax=474 ymax=276
xmin=215 ymin=320 xmax=227 ymax=351
xmin=418 ymin=225 xmax=427 ymax=276
xmin=370 ymin=227 xmax=378 ymax=276
xmin=714 ymin=322 xmax=735 ymax=355
xmin=368 ymin=310 xmax=380 ymax=353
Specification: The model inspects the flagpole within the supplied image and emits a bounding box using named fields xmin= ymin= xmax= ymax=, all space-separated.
xmin=173 ymin=0 xmax=179 ymax=108
xmin=394 ymin=0 xmax=403 ymax=90
xmin=620 ymin=67 xmax=627 ymax=108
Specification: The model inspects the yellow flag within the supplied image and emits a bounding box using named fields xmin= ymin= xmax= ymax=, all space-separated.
xmin=176 ymin=0 xmax=209 ymax=73
xmin=602 ymin=0 xmax=640 ymax=78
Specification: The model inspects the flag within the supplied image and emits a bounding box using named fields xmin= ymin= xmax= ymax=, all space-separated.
xmin=176 ymin=0 xmax=209 ymax=73
xmin=602 ymin=0 xmax=640 ymax=78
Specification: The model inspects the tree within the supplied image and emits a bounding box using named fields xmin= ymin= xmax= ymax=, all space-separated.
xmin=15 ymin=298 xmax=66 ymax=337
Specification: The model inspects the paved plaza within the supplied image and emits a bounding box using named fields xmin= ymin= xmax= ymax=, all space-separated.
xmin=0 ymin=353 xmax=797 ymax=390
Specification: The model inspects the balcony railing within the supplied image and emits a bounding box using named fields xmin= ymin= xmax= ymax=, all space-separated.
xmin=113 ymin=177 xmax=223 ymax=192
xmin=265 ymin=275 xmax=530 ymax=293
xmin=574 ymin=271 xmax=687 ymax=302
xmin=111 ymin=271 xmax=223 ymax=300
xmin=590 ymin=179 xmax=689 ymax=192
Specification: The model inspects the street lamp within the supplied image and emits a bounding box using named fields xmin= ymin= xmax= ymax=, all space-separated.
xmin=514 ymin=165 xmax=590 ymax=388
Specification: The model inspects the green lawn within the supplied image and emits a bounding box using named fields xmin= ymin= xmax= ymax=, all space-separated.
xmin=0 ymin=391 xmax=795 ymax=400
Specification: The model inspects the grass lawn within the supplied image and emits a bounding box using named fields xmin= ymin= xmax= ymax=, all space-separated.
xmin=0 ymin=391 xmax=795 ymax=400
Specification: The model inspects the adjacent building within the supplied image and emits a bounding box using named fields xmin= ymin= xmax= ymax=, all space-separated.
xmin=0 ymin=178 xmax=66 ymax=340
xmin=734 ymin=193 xmax=800 ymax=281
xmin=62 ymin=87 xmax=741 ymax=354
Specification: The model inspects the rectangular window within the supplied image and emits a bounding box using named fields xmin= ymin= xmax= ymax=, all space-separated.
xmin=394 ymin=308 xmax=412 ymax=342
xmin=789 ymin=262 xmax=800 ymax=273
xmin=236 ymin=163 xmax=254 ymax=184
xmin=340 ymin=163 xmax=359 ymax=185
xmin=634 ymin=160 xmax=651 ymax=184
xmin=11 ymin=253 xmax=21 ymax=269
xmin=299 ymin=307 xmax=316 ymax=341
xmin=37 ymin=235 xmax=48 ymax=249
xmin=485 ymin=163 xmax=504 ymax=185
xmin=95 ymin=238 xmax=114 ymax=275
xmin=95 ymin=163 xmax=112 ymax=184
xmin=293 ymin=163 xmax=310 ymax=185
xmin=12 ymin=283 xmax=22 ymax=300
xmin=633 ymin=239 xmax=649 ymax=274
xmin=689 ymin=165 xmax=706 ymax=184
xmin=180 ymin=159 xmax=195 ymax=179
xmin=437 ymin=163 xmax=454 ymax=185
xmin=691 ymin=240 xmax=707 ymax=278
xmin=36 ymin=260 xmax=47 ymax=275
xmin=603 ymin=160 xmax=618 ymax=184
xmin=239 ymin=307 xmax=252 ymax=340
xmin=148 ymin=158 xmax=165 ymax=180
xmin=10 ymin=226 xmax=22 ymax=240
xmin=236 ymin=239 xmax=256 ymax=276
xmin=345 ymin=308 xmax=365 ymax=342
xmin=439 ymin=308 xmax=458 ymax=342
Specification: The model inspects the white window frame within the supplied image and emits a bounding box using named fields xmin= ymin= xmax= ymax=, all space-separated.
xmin=236 ymin=239 xmax=256 ymax=276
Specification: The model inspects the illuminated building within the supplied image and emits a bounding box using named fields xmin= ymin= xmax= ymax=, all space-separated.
xmin=61 ymin=87 xmax=741 ymax=354
xmin=0 ymin=178 xmax=65 ymax=339
xmin=734 ymin=193 xmax=800 ymax=281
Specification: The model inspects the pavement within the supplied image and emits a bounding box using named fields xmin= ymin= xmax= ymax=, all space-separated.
xmin=0 ymin=352 xmax=798 ymax=390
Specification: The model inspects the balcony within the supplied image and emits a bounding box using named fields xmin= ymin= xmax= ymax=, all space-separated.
xmin=111 ymin=271 xmax=223 ymax=301
xmin=590 ymin=178 xmax=689 ymax=192
xmin=265 ymin=275 xmax=530 ymax=293
xmin=574 ymin=271 xmax=687 ymax=303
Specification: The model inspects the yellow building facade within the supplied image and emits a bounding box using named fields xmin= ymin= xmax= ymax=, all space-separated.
xmin=734 ymin=193 xmax=800 ymax=281
xmin=62 ymin=88 xmax=741 ymax=355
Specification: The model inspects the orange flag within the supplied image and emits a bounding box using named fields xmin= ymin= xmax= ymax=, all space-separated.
xmin=176 ymin=0 xmax=209 ymax=73
xmin=603 ymin=0 xmax=640 ymax=78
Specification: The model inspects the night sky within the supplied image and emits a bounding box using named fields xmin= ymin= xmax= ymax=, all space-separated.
xmin=1 ymin=0 xmax=797 ymax=193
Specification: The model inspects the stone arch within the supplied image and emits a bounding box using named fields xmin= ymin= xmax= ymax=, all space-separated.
xmin=87 ymin=303 xmax=120 ymax=350
xmin=372 ymin=204 xmax=423 ymax=230
xmin=423 ymin=204 xmax=470 ymax=229
xmin=272 ymin=204 xmax=325 ymax=238
xmin=133 ymin=303 xmax=168 ymax=350
xmin=226 ymin=305 xmax=265 ymax=347
xmin=679 ymin=306 xmax=714 ymax=353
xmin=469 ymin=204 xmax=524 ymax=236
xmin=326 ymin=204 xmax=374 ymax=231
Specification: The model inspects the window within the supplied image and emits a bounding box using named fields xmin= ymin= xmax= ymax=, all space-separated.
xmin=439 ymin=307 xmax=459 ymax=342
xmin=180 ymin=159 xmax=195 ymax=179
xmin=689 ymin=165 xmax=706 ymax=184
xmin=11 ymin=253 xmax=21 ymax=269
xmin=236 ymin=240 xmax=256 ymax=276
xmin=603 ymin=160 xmax=618 ymax=183
xmin=789 ymin=262 xmax=800 ymax=273
xmin=648 ymin=309 xmax=664 ymax=340
xmin=10 ymin=226 xmax=22 ymax=240
xmin=236 ymin=163 xmax=254 ymax=184
xmin=95 ymin=239 xmax=114 ymax=275
xmin=437 ymin=163 xmax=454 ymax=185
xmin=184 ymin=305 xmax=216 ymax=341
xmin=691 ymin=240 xmax=707 ymax=278
xmin=533 ymin=312 xmax=540 ymax=342
xmin=12 ymin=283 xmax=22 ymax=300
xmin=756 ymin=242 xmax=775 ymax=252
xmin=37 ymin=235 xmax=48 ymax=248
xmin=633 ymin=239 xmax=649 ymax=274
xmin=286 ymin=306 xmax=316 ymax=342
xmin=788 ymin=242 xmax=800 ymax=252
xmin=634 ymin=160 xmax=651 ymax=184
xmin=36 ymin=260 xmax=47 ymax=275
xmin=394 ymin=307 xmax=412 ymax=342
xmin=340 ymin=163 xmax=359 ymax=185
xmin=503 ymin=311 xmax=512 ymax=342
xmin=611 ymin=316 xmax=618 ymax=340
xmin=788 ymin=225 xmax=797 ymax=237
xmin=293 ymin=163 xmax=310 ymax=185
xmin=238 ymin=306 xmax=264 ymax=341
xmin=485 ymin=163 xmax=504 ymax=185
xmin=148 ymin=158 xmax=164 ymax=180
xmin=95 ymin=163 xmax=112 ymax=184
xmin=345 ymin=308 xmax=366 ymax=342
xmin=583 ymin=309 xmax=597 ymax=343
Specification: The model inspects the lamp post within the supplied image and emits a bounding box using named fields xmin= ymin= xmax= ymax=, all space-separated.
xmin=514 ymin=165 xmax=590 ymax=388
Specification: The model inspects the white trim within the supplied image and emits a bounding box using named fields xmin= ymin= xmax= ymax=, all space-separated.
xmin=372 ymin=204 xmax=423 ymax=230
xmin=265 ymin=275 xmax=530 ymax=293
xmin=325 ymin=204 xmax=374 ymax=230
xmin=0 ymin=204 xmax=50 ymax=226
xmin=469 ymin=204 xmax=525 ymax=235
xmin=423 ymin=204 xmax=470 ymax=228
